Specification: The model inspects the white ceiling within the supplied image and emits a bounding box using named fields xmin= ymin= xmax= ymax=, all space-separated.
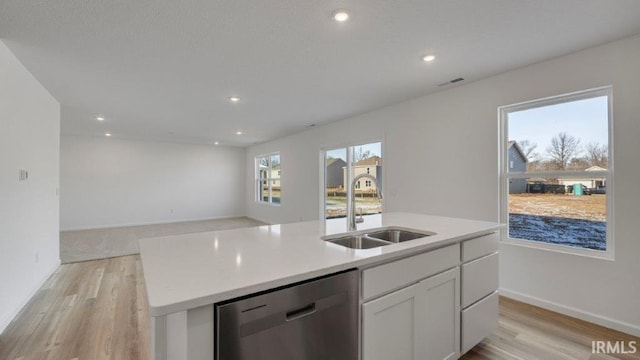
xmin=2 ymin=1 xmax=640 ymax=146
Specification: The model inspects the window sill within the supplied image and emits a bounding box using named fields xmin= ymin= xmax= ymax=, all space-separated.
xmin=255 ymin=201 xmax=281 ymax=207
xmin=501 ymin=235 xmax=614 ymax=261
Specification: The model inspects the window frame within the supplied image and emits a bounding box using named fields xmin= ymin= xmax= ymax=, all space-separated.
xmin=498 ymin=86 xmax=614 ymax=259
xmin=255 ymin=152 xmax=281 ymax=206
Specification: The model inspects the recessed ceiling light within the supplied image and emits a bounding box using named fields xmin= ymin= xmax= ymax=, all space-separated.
xmin=95 ymin=116 xmax=105 ymax=121
xmin=422 ymin=54 xmax=436 ymax=62
xmin=105 ymin=133 xmax=112 ymax=137
xmin=235 ymin=131 xmax=243 ymax=135
xmin=214 ymin=141 xmax=220 ymax=145
xmin=229 ymin=97 xmax=240 ymax=103
xmin=333 ymin=10 xmax=350 ymax=22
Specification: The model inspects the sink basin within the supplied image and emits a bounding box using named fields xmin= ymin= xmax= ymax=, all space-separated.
xmin=366 ymin=228 xmax=434 ymax=243
xmin=325 ymin=235 xmax=393 ymax=249
xmin=324 ymin=227 xmax=436 ymax=249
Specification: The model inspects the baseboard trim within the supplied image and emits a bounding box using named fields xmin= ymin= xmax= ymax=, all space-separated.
xmin=500 ymin=288 xmax=640 ymax=337
xmin=60 ymin=215 xmax=250 ymax=232
xmin=244 ymin=216 xmax=273 ymax=225
xmin=0 ymin=258 xmax=61 ymax=335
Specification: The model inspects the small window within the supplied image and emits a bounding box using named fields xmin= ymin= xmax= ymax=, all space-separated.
xmin=367 ymin=167 xmax=370 ymax=174
xmin=500 ymin=87 xmax=612 ymax=257
xmin=256 ymin=152 xmax=281 ymax=205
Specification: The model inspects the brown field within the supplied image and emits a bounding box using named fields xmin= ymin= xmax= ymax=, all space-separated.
xmin=509 ymin=193 xmax=606 ymax=221
xmin=325 ymin=194 xmax=382 ymax=218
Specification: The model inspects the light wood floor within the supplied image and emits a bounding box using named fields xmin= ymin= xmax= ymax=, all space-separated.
xmin=1 ymin=255 xmax=638 ymax=360
xmin=0 ymin=256 xmax=150 ymax=360
xmin=461 ymin=297 xmax=640 ymax=360
xmin=60 ymin=217 xmax=267 ymax=263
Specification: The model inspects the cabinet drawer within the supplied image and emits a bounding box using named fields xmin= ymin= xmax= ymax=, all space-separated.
xmin=461 ymin=252 xmax=498 ymax=308
xmin=462 ymin=232 xmax=498 ymax=262
xmin=362 ymin=244 xmax=459 ymax=301
xmin=461 ymin=291 xmax=499 ymax=354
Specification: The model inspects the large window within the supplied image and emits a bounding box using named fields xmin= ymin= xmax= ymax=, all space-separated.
xmin=256 ymin=152 xmax=280 ymax=205
xmin=499 ymin=87 xmax=612 ymax=256
xmin=323 ymin=142 xmax=383 ymax=221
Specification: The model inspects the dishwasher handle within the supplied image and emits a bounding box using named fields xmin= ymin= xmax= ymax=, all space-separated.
xmin=285 ymin=302 xmax=316 ymax=322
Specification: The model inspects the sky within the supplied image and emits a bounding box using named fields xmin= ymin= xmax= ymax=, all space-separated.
xmin=508 ymin=96 xmax=608 ymax=159
xmin=326 ymin=142 xmax=382 ymax=161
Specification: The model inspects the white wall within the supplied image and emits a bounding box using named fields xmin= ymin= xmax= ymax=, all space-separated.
xmin=246 ymin=35 xmax=640 ymax=335
xmin=61 ymin=136 xmax=245 ymax=230
xmin=0 ymin=41 xmax=60 ymax=333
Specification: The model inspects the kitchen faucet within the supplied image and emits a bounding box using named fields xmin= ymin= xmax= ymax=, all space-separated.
xmin=349 ymin=173 xmax=383 ymax=231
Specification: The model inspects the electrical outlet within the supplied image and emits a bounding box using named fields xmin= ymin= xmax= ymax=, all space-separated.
xmin=18 ymin=169 xmax=29 ymax=181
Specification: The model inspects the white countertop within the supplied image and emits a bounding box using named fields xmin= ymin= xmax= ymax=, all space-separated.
xmin=139 ymin=212 xmax=503 ymax=316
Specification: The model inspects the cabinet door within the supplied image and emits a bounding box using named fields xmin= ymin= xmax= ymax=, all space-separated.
xmin=418 ymin=268 xmax=460 ymax=360
xmin=362 ymin=283 xmax=421 ymax=360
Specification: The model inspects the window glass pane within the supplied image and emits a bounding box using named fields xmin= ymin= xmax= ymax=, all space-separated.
xmin=508 ymin=178 xmax=607 ymax=250
xmin=351 ymin=142 xmax=382 ymax=217
xmin=258 ymin=156 xmax=269 ymax=179
xmin=270 ymin=154 xmax=280 ymax=204
xmin=324 ymin=142 xmax=383 ymax=223
xmin=261 ymin=181 xmax=269 ymax=202
xmin=325 ymin=148 xmax=347 ymax=219
xmin=507 ymin=96 xmax=609 ymax=172
xmin=269 ymin=154 xmax=280 ymax=178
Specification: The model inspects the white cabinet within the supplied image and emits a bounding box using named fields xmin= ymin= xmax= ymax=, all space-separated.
xmin=460 ymin=233 xmax=499 ymax=355
xmin=362 ymin=283 xmax=421 ymax=360
xmin=362 ymin=244 xmax=459 ymax=301
xmin=361 ymin=233 xmax=499 ymax=360
xmin=461 ymin=252 xmax=499 ymax=308
xmin=461 ymin=291 xmax=499 ymax=354
xmin=419 ymin=268 xmax=460 ymax=360
xmin=362 ymin=268 xmax=460 ymax=360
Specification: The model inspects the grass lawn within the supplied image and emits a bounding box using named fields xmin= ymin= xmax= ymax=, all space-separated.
xmin=508 ymin=193 xmax=606 ymax=250
xmin=509 ymin=193 xmax=606 ymax=221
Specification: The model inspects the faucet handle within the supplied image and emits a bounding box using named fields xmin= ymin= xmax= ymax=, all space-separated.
xmin=356 ymin=207 xmax=364 ymax=223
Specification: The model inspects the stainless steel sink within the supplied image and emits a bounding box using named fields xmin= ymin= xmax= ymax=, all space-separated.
xmin=366 ymin=228 xmax=435 ymax=243
xmin=325 ymin=235 xmax=393 ymax=249
xmin=324 ymin=227 xmax=436 ymax=249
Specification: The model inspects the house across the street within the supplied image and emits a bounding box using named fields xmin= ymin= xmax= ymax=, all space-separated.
xmin=343 ymin=156 xmax=382 ymax=191
xmin=507 ymin=141 xmax=528 ymax=193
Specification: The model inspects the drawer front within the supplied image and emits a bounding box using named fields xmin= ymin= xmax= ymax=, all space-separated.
xmin=461 ymin=291 xmax=499 ymax=354
xmin=461 ymin=252 xmax=498 ymax=308
xmin=362 ymin=244 xmax=459 ymax=301
xmin=462 ymin=232 xmax=498 ymax=263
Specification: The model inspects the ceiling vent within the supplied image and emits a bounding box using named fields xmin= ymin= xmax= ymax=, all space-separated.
xmin=438 ymin=77 xmax=465 ymax=87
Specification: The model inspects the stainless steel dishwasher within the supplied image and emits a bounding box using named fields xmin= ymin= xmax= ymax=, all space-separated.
xmin=216 ymin=270 xmax=358 ymax=360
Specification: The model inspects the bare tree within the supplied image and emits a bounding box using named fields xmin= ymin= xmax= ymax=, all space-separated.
xmin=546 ymin=132 xmax=580 ymax=170
xmin=568 ymin=157 xmax=590 ymax=171
xmin=517 ymin=139 xmax=539 ymax=161
xmin=353 ymin=147 xmax=372 ymax=162
xmin=584 ymin=142 xmax=608 ymax=168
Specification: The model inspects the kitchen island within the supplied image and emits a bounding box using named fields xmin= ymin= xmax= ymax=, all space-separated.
xmin=140 ymin=212 xmax=503 ymax=360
